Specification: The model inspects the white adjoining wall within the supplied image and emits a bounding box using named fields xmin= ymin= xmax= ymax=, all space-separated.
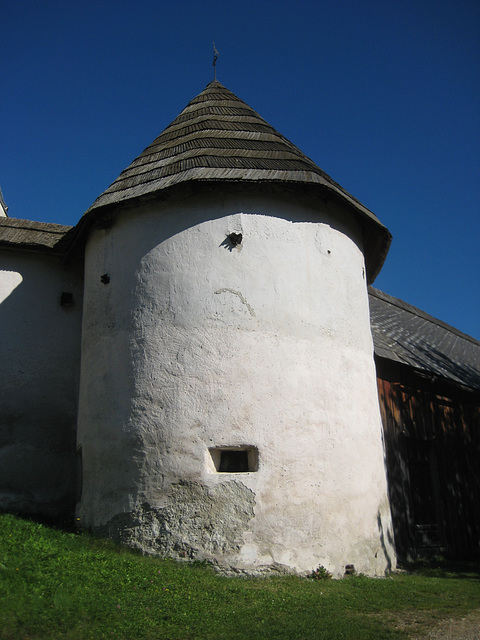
xmin=77 ymin=186 xmax=395 ymax=576
xmin=0 ymin=250 xmax=83 ymax=518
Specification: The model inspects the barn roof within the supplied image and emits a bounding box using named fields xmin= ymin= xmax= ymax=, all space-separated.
xmin=83 ymin=80 xmax=391 ymax=282
xmin=369 ymin=287 xmax=480 ymax=390
xmin=0 ymin=217 xmax=74 ymax=254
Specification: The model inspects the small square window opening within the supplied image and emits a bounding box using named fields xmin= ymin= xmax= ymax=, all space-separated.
xmin=209 ymin=446 xmax=258 ymax=473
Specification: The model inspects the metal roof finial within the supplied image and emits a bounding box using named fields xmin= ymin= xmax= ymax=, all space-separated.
xmin=213 ymin=42 xmax=219 ymax=81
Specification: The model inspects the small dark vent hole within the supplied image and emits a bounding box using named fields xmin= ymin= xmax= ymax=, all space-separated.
xmin=209 ymin=446 xmax=258 ymax=473
xmin=220 ymin=450 xmax=249 ymax=472
xmin=227 ymin=232 xmax=242 ymax=247
xmin=60 ymin=292 xmax=74 ymax=307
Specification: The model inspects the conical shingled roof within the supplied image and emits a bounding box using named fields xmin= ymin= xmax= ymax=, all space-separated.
xmin=85 ymin=80 xmax=391 ymax=281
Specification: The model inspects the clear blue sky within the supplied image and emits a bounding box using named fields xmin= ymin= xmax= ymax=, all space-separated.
xmin=2 ymin=0 xmax=479 ymax=339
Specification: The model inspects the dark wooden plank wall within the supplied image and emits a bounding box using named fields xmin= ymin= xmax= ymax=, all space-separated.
xmin=376 ymin=359 xmax=480 ymax=561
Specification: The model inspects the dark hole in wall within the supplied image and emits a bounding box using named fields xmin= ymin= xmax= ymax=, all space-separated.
xmin=219 ymin=450 xmax=249 ymax=472
xmin=60 ymin=292 xmax=74 ymax=307
xmin=209 ymin=447 xmax=258 ymax=473
xmin=227 ymin=232 xmax=242 ymax=247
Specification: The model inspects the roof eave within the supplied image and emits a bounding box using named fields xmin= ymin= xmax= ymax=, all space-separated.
xmin=74 ymin=176 xmax=391 ymax=282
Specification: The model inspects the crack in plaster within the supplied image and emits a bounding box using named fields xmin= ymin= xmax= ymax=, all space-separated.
xmin=214 ymin=288 xmax=256 ymax=317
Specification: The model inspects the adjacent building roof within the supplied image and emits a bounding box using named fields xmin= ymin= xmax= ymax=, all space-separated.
xmin=0 ymin=217 xmax=74 ymax=254
xmin=83 ymin=80 xmax=391 ymax=282
xmin=369 ymin=287 xmax=480 ymax=390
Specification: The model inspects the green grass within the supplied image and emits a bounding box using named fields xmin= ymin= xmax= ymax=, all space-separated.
xmin=1 ymin=514 xmax=479 ymax=639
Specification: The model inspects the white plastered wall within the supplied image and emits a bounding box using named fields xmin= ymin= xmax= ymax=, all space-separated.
xmin=0 ymin=250 xmax=83 ymax=518
xmin=77 ymin=187 xmax=395 ymax=576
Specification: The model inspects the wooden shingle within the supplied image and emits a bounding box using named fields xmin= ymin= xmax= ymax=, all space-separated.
xmin=369 ymin=287 xmax=480 ymax=389
xmin=84 ymin=80 xmax=391 ymax=282
xmin=0 ymin=217 xmax=74 ymax=254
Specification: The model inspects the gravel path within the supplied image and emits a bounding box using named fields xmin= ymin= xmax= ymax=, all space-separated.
xmin=411 ymin=610 xmax=480 ymax=640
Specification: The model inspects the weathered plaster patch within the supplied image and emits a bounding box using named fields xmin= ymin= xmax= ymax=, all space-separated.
xmin=95 ymin=480 xmax=255 ymax=562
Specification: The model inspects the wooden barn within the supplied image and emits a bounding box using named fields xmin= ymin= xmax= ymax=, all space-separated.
xmin=369 ymin=287 xmax=480 ymax=561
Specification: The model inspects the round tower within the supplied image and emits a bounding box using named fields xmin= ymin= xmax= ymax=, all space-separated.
xmin=76 ymin=81 xmax=395 ymax=576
